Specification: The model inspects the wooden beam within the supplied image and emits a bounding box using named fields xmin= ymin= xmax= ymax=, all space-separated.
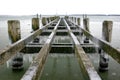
xmin=64 ymin=19 xmax=101 ymax=80
xmin=21 ymin=18 xmax=61 ymax=80
xmin=68 ymin=18 xmax=120 ymax=64
xmin=0 ymin=18 xmax=59 ymax=65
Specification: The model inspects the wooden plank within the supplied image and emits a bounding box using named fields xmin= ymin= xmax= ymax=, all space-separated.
xmin=69 ymin=19 xmax=120 ymax=64
xmin=0 ymin=18 xmax=59 ymax=65
xmin=21 ymin=19 xmax=61 ymax=80
xmin=64 ymin=19 xmax=101 ymax=80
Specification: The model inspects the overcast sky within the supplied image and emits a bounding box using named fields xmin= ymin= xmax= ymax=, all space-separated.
xmin=0 ymin=0 xmax=120 ymax=15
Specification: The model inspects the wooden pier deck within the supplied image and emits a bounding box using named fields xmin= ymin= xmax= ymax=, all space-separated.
xmin=0 ymin=16 xmax=120 ymax=80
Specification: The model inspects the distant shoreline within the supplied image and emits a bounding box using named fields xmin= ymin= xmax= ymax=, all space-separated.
xmin=0 ymin=14 xmax=120 ymax=17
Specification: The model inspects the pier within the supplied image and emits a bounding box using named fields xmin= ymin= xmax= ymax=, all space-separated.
xmin=0 ymin=15 xmax=120 ymax=80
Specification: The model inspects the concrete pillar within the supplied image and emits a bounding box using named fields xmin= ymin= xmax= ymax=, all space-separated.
xmin=77 ymin=18 xmax=80 ymax=26
xmin=8 ymin=20 xmax=21 ymax=43
xmin=83 ymin=18 xmax=89 ymax=43
xmin=32 ymin=18 xmax=39 ymax=31
xmin=99 ymin=21 xmax=113 ymax=72
xmin=12 ymin=53 xmax=23 ymax=70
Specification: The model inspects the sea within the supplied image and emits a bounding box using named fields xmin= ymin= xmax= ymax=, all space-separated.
xmin=0 ymin=15 xmax=120 ymax=80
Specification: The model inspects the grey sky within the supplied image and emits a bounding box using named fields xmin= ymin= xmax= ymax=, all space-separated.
xmin=0 ymin=0 xmax=120 ymax=15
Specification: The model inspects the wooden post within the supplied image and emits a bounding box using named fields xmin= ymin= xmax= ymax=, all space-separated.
xmin=42 ymin=17 xmax=47 ymax=26
xmin=77 ymin=18 xmax=80 ymax=25
xmin=83 ymin=18 xmax=89 ymax=43
xmin=74 ymin=17 xmax=76 ymax=24
xmin=102 ymin=21 xmax=113 ymax=42
xmin=99 ymin=21 xmax=113 ymax=71
xmin=83 ymin=18 xmax=89 ymax=32
xmin=32 ymin=18 xmax=39 ymax=31
xmin=8 ymin=20 xmax=21 ymax=43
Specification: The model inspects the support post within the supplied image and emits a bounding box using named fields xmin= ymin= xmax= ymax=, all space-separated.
xmin=83 ymin=18 xmax=89 ymax=43
xmin=102 ymin=21 xmax=113 ymax=42
xmin=77 ymin=18 xmax=80 ymax=26
xmin=32 ymin=18 xmax=39 ymax=31
xmin=12 ymin=53 xmax=23 ymax=70
xmin=74 ymin=17 xmax=76 ymax=24
xmin=8 ymin=20 xmax=21 ymax=43
xmin=99 ymin=21 xmax=113 ymax=71
xmin=42 ymin=17 xmax=47 ymax=26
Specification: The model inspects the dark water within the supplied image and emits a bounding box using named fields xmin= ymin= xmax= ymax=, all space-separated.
xmin=0 ymin=54 xmax=36 ymax=80
xmin=40 ymin=54 xmax=86 ymax=80
xmin=0 ymin=17 xmax=34 ymax=80
xmin=88 ymin=53 xmax=120 ymax=80
xmin=0 ymin=15 xmax=120 ymax=80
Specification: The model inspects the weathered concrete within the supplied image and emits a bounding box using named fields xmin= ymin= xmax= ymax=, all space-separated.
xmin=8 ymin=20 xmax=21 ymax=43
xmin=0 ymin=18 xmax=59 ymax=65
xmin=21 ymin=19 xmax=60 ymax=80
xmin=32 ymin=18 xmax=39 ymax=31
xmin=64 ymin=19 xmax=101 ymax=80
xmin=69 ymin=19 xmax=120 ymax=64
